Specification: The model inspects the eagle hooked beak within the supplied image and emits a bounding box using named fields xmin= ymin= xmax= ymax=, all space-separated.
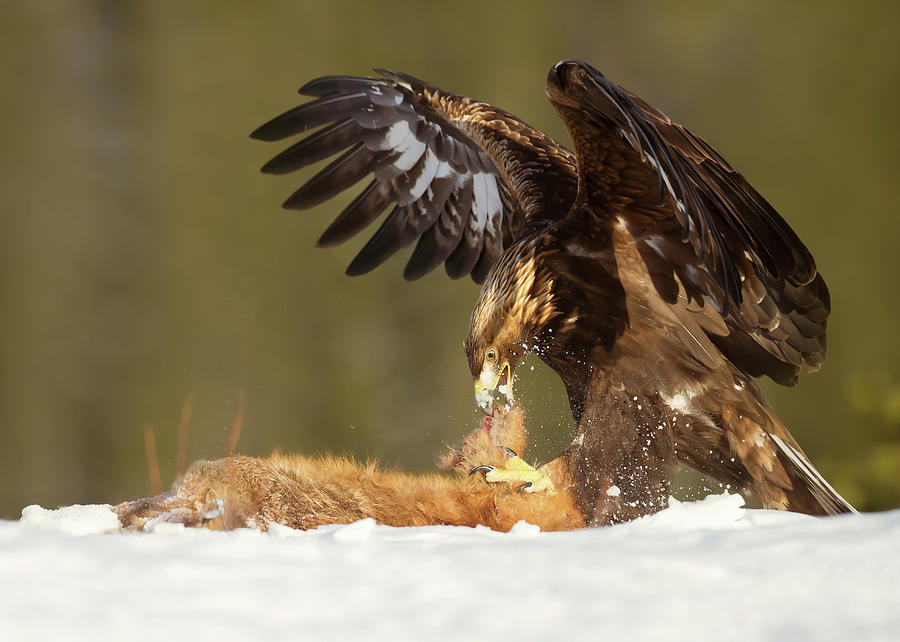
xmin=474 ymin=361 xmax=514 ymax=415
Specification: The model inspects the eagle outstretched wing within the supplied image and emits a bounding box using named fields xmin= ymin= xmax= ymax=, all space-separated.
xmin=251 ymin=70 xmax=578 ymax=283
xmin=547 ymin=61 xmax=828 ymax=385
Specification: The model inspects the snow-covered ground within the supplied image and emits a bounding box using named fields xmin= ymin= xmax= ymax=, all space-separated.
xmin=1 ymin=494 xmax=897 ymax=641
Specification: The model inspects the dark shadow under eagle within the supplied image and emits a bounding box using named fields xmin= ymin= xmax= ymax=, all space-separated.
xmin=251 ymin=59 xmax=854 ymax=524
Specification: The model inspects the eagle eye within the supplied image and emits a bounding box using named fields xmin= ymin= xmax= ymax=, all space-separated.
xmin=486 ymin=349 xmax=497 ymax=363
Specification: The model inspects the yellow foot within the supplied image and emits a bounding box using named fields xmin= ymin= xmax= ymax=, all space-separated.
xmin=470 ymin=447 xmax=555 ymax=493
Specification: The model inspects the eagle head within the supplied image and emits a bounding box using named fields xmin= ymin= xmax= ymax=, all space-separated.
xmin=464 ymin=243 xmax=557 ymax=414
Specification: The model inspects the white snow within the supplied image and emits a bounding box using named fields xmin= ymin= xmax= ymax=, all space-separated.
xmin=2 ymin=494 xmax=898 ymax=641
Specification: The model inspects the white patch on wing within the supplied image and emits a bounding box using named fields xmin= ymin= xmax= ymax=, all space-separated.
xmin=471 ymin=172 xmax=490 ymax=230
xmin=663 ymin=392 xmax=693 ymax=415
xmin=484 ymin=174 xmax=502 ymax=217
xmin=392 ymin=134 xmax=427 ymax=172
xmin=369 ymin=120 xmax=411 ymax=151
xmin=661 ymin=383 xmax=709 ymax=416
xmin=434 ymin=159 xmax=453 ymax=180
xmin=408 ymin=148 xmax=438 ymax=201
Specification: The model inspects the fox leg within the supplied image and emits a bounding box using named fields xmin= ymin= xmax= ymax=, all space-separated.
xmin=115 ymin=457 xmax=264 ymax=531
xmin=115 ymin=491 xmax=226 ymax=531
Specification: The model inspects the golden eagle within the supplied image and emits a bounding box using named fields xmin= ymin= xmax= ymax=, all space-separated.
xmin=251 ymin=60 xmax=854 ymax=524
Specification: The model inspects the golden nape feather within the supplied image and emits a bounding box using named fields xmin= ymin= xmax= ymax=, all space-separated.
xmin=115 ymin=406 xmax=585 ymax=533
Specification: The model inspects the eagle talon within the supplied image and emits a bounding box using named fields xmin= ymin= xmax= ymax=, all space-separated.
xmin=470 ymin=449 xmax=555 ymax=493
xmin=469 ymin=465 xmax=496 ymax=476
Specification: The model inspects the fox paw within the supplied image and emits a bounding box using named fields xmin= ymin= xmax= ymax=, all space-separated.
xmin=115 ymin=494 xmax=226 ymax=531
xmin=470 ymin=447 xmax=555 ymax=493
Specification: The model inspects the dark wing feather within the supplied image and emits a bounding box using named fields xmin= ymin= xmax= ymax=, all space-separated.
xmin=550 ymin=61 xmax=828 ymax=385
xmin=316 ymin=180 xmax=394 ymax=248
xmin=282 ymin=143 xmax=387 ymax=210
xmin=574 ymin=72 xmax=816 ymax=311
xmin=261 ymin=120 xmax=364 ymax=175
xmin=252 ymin=71 xmax=578 ymax=282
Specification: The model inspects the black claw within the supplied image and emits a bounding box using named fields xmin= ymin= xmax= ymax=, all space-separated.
xmin=469 ymin=465 xmax=495 ymax=477
xmin=517 ymin=482 xmax=533 ymax=494
xmin=501 ymin=446 xmax=518 ymax=458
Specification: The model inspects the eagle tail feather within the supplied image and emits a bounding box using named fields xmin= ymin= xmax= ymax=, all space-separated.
xmin=769 ymin=433 xmax=857 ymax=515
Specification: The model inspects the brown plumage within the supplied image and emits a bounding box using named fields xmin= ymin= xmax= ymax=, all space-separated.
xmin=251 ymin=59 xmax=854 ymax=525
xmin=115 ymin=406 xmax=584 ymax=532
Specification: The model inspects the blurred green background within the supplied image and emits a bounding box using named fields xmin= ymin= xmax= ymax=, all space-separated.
xmin=1 ymin=0 xmax=898 ymax=518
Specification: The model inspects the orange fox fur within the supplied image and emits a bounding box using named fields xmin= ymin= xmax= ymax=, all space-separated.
xmin=115 ymin=406 xmax=585 ymax=533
